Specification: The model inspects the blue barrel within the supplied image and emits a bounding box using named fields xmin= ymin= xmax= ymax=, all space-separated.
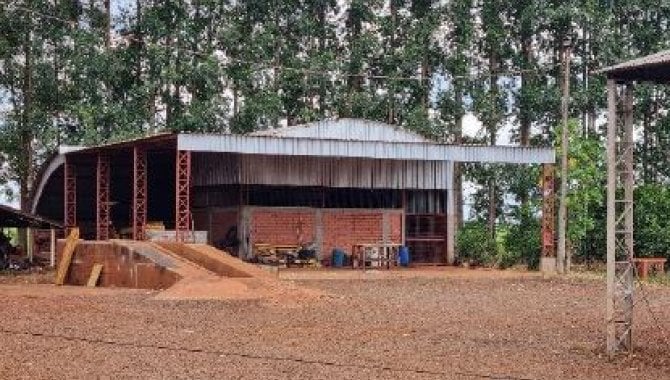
xmin=332 ymin=249 xmax=345 ymax=267
xmin=398 ymin=246 xmax=410 ymax=267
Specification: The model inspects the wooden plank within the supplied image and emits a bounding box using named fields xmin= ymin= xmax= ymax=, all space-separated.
xmin=55 ymin=228 xmax=80 ymax=286
xmin=87 ymin=264 xmax=103 ymax=287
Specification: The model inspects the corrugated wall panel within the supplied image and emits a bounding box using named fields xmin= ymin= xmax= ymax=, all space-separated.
xmin=192 ymin=153 xmax=451 ymax=190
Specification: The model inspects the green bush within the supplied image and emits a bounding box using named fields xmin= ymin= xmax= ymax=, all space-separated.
xmin=456 ymin=222 xmax=498 ymax=266
xmin=504 ymin=205 xmax=541 ymax=270
xmin=635 ymin=184 xmax=670 ymax=261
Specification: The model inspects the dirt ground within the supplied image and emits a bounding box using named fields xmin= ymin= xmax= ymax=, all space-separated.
xmin=0 ymin=269 xmax=668 ymax=379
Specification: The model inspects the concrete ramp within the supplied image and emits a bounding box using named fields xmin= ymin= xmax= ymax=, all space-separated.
xmin=57 ymin=240 xmax=318 ymax=301
xmin=153 ymin=243 xmax=320 ymax=301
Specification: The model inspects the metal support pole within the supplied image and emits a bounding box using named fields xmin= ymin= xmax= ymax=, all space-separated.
xmin=133 ymin=147 xmax=147 ymax=240
xmin=64 ymin=160 xmax=77 ymax=231
xmin=175 ymin=150 xmax=191 ymax=243
xmin=606 ymin=79 xmax=635 ymax=357
xmin=96 ymin=154 xmax=111 ymax=241
xmin=606 ymin=79 xmax=617 ymax=357
xmin=540 ymin=164 xmax=556 ymax=273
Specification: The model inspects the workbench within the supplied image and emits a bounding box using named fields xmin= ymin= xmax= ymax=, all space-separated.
xmin=351 ymin=243 xmax=401 ymax=271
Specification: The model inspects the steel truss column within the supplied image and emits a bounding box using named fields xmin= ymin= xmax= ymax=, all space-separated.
xmin=541 ymin=164 xmax=556 ymax=259
xmin=133 ymin=147 xmax=147 ymax=240
xmin=175 ymin=150 xmax=191 ymax=242
xmin=64 ymin=160 xmax=77 ymax=231
xmin=606 ymin=80 xmax=635 ymax=357
xmin=96 ymin=154 xmax=111 ymax=241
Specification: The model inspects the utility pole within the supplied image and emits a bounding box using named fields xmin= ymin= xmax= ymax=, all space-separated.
xmin=557 ymin=36 xmax=571 ymax=274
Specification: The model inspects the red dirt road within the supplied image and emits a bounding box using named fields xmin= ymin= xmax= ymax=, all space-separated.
xmin=0 ymin=270 xmax=668 ymax=379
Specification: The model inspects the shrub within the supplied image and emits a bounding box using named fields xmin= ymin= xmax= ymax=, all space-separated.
xmin=504 ymin=205 xmax=541 ymax=270
xmin=456 ymin=222 xmax=498 ymax=266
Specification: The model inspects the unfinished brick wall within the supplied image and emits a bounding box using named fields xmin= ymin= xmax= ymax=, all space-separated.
xmin=210 ymin=209 xmax=238 ymax=245
xmin=321 ymin=211 xmax=402 ymax=259
xmin=247 ymin=207 xmax=402 ymax=262
xmin=251 ymin=209 xmax=316 ymax=246
xmin=56 ymin=241 xmax=180 ymax=289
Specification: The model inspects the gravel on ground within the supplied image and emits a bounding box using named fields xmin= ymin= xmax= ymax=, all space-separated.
xmin=0 ymin=270 xmax=668 ymax=379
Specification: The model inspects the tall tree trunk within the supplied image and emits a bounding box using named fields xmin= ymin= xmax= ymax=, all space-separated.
xmin=317 ymin=3 xmax=327 ymax=117
xmin=519 ymin=36 xmax=532 ymax=146
xmin=388 ymin=1 xmax=396 ymax=124
xmin=557 ymin=40 xmax=571 ymax=274
xmin=487 ymin=53 xmax=499 ymax=238
xmin=104 ymin=0 xmax=111 ymax=47
xmin=453 ymin=88 xmax=464 ymax=228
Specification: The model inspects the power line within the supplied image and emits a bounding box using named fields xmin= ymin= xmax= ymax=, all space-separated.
xmin=0 ymin=327 xmax=538 ymax=380
xmin=1 ymin=1 xmax=564 ymax=84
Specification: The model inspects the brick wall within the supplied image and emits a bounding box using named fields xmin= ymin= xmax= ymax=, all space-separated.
xmin=56 ymin=241 xmax=180 ymax=289
xmin=321 ymin=211 xmax=402 ymax=259
xmin=247 ymin=207 xmax=402 ymax=262
xmin=250 ymin=209 xmax=316 ymax=246
xmin=210 ymin=209 xmax=238 ymax=245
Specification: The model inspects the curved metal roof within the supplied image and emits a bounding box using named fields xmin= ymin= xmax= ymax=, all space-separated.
xmin=249 ymin=118 xmax=432 ymax=143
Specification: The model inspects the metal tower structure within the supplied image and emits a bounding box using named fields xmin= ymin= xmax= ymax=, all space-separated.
xmin=606 ymin=80 xmax=635 ymax=356
xmin=600 ymin=49 xmax=670 ymax=358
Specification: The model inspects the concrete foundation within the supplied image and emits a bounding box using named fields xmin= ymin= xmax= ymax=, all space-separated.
xmin=540 ymin=257 xmax=557 ymax=275
xmin=56 ymin=240 xmax=181 ymax=289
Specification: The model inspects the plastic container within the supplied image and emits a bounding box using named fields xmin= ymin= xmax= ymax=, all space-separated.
xmin=398 ymin=246 xmax=410 ymax=267
xmin=332 ymin=249 xmax=345 ymax=267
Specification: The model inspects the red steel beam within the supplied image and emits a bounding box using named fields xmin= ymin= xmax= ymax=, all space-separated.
xmin=64 ymin=160 xmax=77 ymax=231
xmin=96 ymin=154 xmax=111 ymax=241
xmin=133 ymin=147 xmax=147 ymax=240
xmin=175 ymin=150 xmax=191 ymax=242
xmin=541 ymin=163 xmax=556 ymax=258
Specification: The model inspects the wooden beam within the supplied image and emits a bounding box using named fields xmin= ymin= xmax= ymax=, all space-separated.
xmin=55 ymin=228 xmax=80 ymax=286
xmin=49 ymin=229 xmax=56 ymax=268
xmin=87 ymin=264 xmax=103 ymax=287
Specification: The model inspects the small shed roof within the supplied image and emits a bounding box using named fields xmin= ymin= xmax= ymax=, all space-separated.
xmin=598 ymin=49 xmax=670 ymax=83
xmin=0 ymin=204 xmax=62 ymax=229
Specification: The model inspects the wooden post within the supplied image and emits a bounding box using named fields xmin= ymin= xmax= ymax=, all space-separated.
xmin=26 ymin=228 xmax=33 ymax=263
xmin=49 ymin=228 xmax=56 ymax=268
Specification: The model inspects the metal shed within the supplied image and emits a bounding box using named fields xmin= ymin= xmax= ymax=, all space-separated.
xmin=31 ymin=118 xmax=555 ymax=265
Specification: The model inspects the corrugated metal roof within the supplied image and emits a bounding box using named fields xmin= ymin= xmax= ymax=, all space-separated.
xmin=192 ymin=153 xmax=453 ymax=190
xmin=178 ymin=134 xmax=555 ymax=164
xmin=598 ymin=49 xmax=670 ymax=83
xmin=249 ymin=118 xmax=431 ymax=143
xmin=30 ymin=154 xmax=65 ymax=214
xmin=599 ymin=49 xmax=670 ymax=73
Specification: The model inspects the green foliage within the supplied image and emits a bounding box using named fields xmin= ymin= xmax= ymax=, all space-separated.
xmin=456 ymin=222 xmax=498 ymax=266
xmin=559 ymin=120 xmax=606 ymax=244
xmin=634 ymin=185 xmax=670 ymax=261
xmin=1 ymin=0 xmax=670 ymax=274
xmin=504 ymin=204 xmax=541 ymax=270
